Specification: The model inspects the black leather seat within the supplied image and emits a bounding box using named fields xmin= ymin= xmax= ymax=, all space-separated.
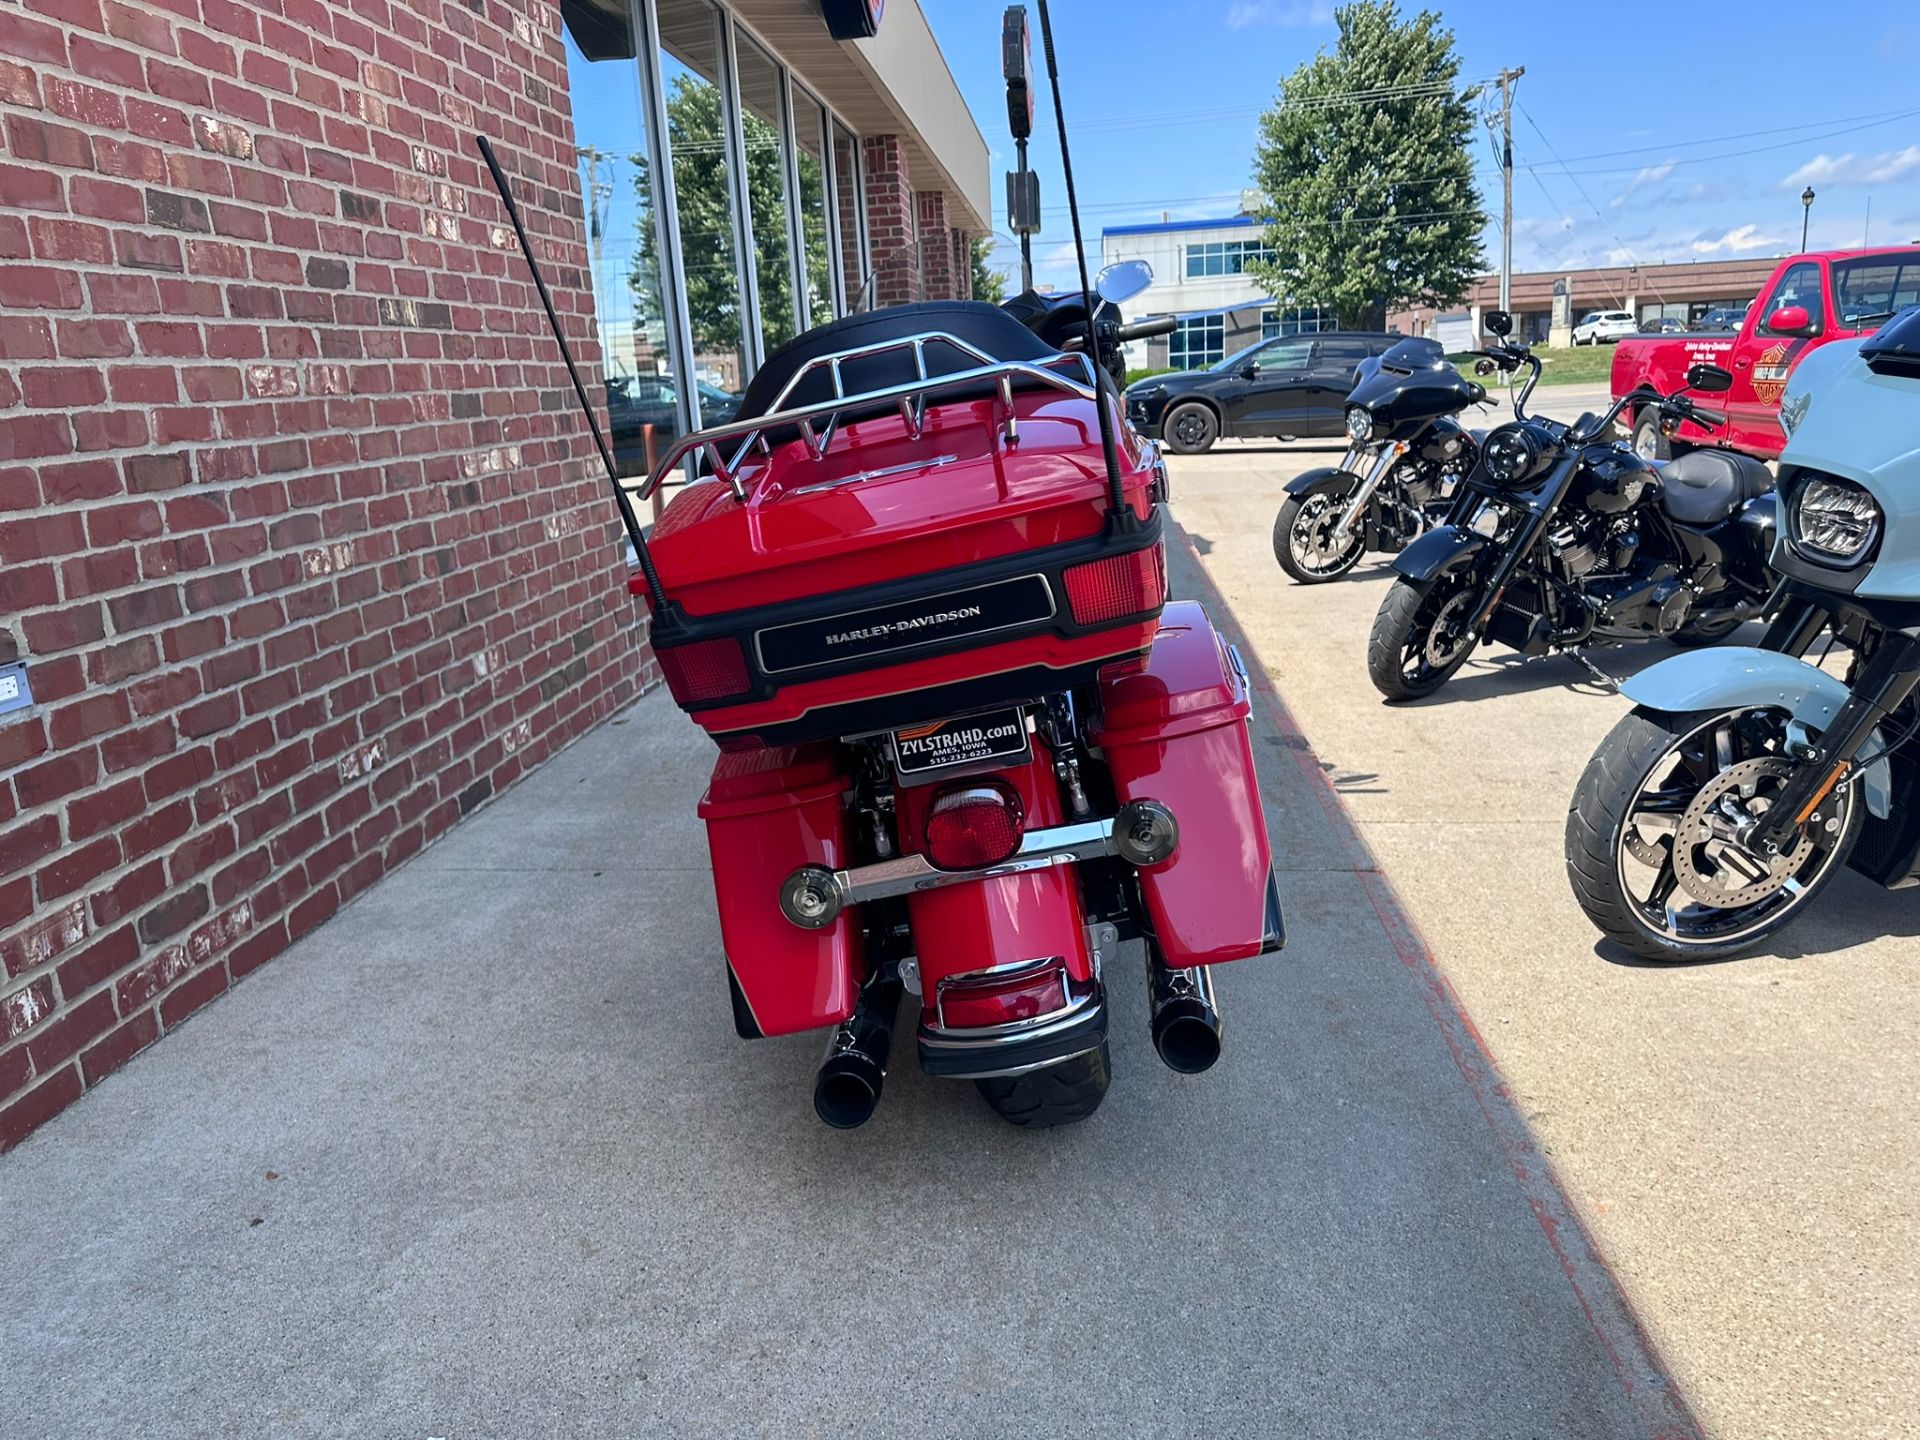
xmin=1659 ymin=450 xmax=1773 ymax=526
xmin=734 ymin=301 xmax=1057 ymax=423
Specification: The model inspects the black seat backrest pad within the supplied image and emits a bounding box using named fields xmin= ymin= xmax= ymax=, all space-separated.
xmin=735 ymin=301 xmax=1059 ymax=424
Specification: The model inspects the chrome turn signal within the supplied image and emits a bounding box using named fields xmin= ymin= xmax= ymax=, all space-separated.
xmin=1113 ymin=799 xmax=1179 ymax=867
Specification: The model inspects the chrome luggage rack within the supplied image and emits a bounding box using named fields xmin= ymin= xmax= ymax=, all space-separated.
xmin=637 ymin=332 xmax=1100 ymax=505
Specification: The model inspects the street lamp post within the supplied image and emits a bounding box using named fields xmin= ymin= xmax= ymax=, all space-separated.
xmin=1801 ymin=186 xmax=1816 ymax=251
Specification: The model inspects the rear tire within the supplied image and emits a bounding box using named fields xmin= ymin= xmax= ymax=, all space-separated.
xmin=1274 ymin=478 xmax=1368 ymax=583
xmin=1367 ymin=572 xmax=1480 ymax=701
xmin=1162 ymin=402 xmax=1218 ymax=456
xmin=975 ymin=1041 xmax=1111 ymax=1128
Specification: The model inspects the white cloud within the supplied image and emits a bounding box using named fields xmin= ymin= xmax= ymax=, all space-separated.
xmin=1691 ymin=224 xmax=1777 ymax=255
xmin=1227 ymin=0 xmax=1334 ymax=28
xmin=1782 ymin=146 xmax=1920 ymax=188
xmin=1608 ymin=159 xmax=1676 ymax=209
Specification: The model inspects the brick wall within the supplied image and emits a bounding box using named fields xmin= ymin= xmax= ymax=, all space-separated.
xmin=0 ymin=0 xmax=648 ymax=1150
xmin=860 ymin=133 xmax=917 ymax=308
xmin=913 ymin=189 xmax=953 ymax=302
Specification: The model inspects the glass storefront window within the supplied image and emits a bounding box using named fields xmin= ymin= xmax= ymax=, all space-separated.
xmin=793 ymin=88 xmax=835 ymax=329
xmin=832 ymin=121 xmax=865 ymax=312
xmin=562 ymin=7 xmax=682 ymax=483
xmin=658 ymin=0 xmax=749 ymax=412
xmin=733 ymin=34 xmax=799 ymax=362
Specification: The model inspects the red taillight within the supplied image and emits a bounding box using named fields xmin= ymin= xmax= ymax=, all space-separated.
xmin=923 ymin=782 xmax=1025 ymax=870
xmin=656 ymin=636 xmax=750 ymax=704
xmin=937 ymin=958 xmax=1071 ymax=1029
xmin=1062 ymin=544 xmax=1165 ymax=626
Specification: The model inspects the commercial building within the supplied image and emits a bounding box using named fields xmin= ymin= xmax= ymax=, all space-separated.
xmin=1101 ymin=213 xmax=1332 ymax=371
xmin=1393 ymin=256 xmax=1782 ymax=347
xmin=0 ymin=0 xmax=988 ymax=1148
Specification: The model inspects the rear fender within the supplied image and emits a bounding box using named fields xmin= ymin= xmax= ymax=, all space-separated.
xmin=1391 ymin=525 xmax=1491 ymax=583
xmin=895 ymin=736 xmax=1096 ymax=1006
xmin=1621 ymin=648 xmax=1892 ymax=818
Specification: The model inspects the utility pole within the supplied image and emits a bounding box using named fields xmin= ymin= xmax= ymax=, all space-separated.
xmin=1496 ymin=66 xmax=1524 ymax=314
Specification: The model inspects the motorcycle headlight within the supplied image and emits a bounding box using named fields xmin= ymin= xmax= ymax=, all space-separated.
xmin=1481 ymin=424 xmax=1539 ymax=487
xmin=1345 ymin=406 xmax=1373 ymax=443
xmin=1790 ymin=475 xmax=1881 ymax=565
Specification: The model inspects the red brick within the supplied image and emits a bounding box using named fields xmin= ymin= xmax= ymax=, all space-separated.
xmin=101 ymin=720 xmax=175 ymax=773
xmin=89 ymin=860 xmax=165 ymax=928
xmin=36 ymin=834 xmax=122 ymax=901
xmin=157 ymin=961 xmax=228 ymax=1030
xmin=22 ymin=603 xmax=105 ymax=651
xmin=123 ymin=798 xmax=192 ymax=862
xmin=1 ymin=976 xmax=56 ymax=1043
xmin=54 ymin=317 xmax=134 ymax=358
xmin=68 ymin=776 xmax=146 ymax=841
xmin=25 ymin=990 xmax=115 ymax=1074
xmin=27 ymin=217 xmax=112 ymax=265
xmin=52 ymin=920 xmax=132 ymax=996
xmin=0 ymin=1065 xmax=83 ymax=1152
xmin=81 ymin=1008 xmax=159 ymax=1086
xmin=14 ymin=748 xmax=100 ymax=809
xmin=48 ymin=691 xmax=130 ymax=748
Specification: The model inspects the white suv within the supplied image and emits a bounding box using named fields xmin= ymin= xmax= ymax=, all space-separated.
xmin=1572 ymin=310 xmax=1638 ymax=346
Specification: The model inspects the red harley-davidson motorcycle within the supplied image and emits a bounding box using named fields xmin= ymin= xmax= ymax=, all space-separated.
xmin=476 ymin=8 xmax=1282 ymax=1128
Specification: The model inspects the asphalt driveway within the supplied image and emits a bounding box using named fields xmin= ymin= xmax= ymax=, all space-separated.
xmin=1 ymin=524 xmax=1695 ymax=1438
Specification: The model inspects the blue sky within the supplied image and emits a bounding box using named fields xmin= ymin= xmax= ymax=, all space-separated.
xmin=921 ymin=0 xmax=1920 ymax=291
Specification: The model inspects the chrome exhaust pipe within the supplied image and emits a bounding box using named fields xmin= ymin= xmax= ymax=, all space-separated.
xmin=813 ymin=977 xmax=904 ymax=1129
xmin=1147 ymin=951 xmax=1223 ymax=1075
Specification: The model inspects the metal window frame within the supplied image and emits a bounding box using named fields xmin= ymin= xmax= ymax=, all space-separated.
xmin=789 ymin=81 xmax=836 ymax=324
xmin=633 ymin=0 xmax=704 ymax=447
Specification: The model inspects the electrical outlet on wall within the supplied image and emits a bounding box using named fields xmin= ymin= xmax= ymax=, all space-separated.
xmin=0 ymin=664 xmax=32 ymax=716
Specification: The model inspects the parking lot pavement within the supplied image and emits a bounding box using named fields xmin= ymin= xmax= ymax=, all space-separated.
xmin=0 ymin=573 xmax=1698 ymax=1436
xmin=1168 ymin=430 xmax=1919 ymax=1440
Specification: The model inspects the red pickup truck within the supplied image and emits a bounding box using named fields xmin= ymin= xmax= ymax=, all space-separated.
xmin=1611 ymin=246 xmax=1920 ymax=460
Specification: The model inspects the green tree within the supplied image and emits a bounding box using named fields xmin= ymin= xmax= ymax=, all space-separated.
xmin=1247 ymin=1 xmax=1485 ymax=332
xmin=632 ymin=74 xmax=799 ymax=363
xmin=969 ymin=236 xmax=1007 ymax=304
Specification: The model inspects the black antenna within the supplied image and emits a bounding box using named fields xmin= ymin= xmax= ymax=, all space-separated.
xmin=1034 ymin=0 xmax=1129 ymax=524
xmin=475 ymin=134 xmax=668 ymax=611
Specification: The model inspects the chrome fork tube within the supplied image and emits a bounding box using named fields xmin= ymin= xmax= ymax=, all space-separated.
xmin=1331 ymin=443 xmax=1408 ymax=541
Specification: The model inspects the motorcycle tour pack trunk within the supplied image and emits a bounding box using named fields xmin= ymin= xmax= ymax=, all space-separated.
xmin=644 ymin=305 xmax=1275 ymax=1075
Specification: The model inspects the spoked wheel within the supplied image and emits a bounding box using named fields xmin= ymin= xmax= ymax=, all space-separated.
xmin=1273 ymin=480 xmax=1368 ymax=583
xmin=1566 ymin=706 xmax=1863 ymax=963
xmin=1367 ymin=571 xmax=1482 ymax=701
xmin=975 ymin=1041 xmax=1110 ymax=1128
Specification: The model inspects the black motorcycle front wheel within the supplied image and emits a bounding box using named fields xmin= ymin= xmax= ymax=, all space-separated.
xmin=1566 ymin=705 xmax=1863 ymax=963
xmin=975 ymin=1041 xmax=1111 ymax=1127
xmin=1274 ymin=478 xmax=1368 ymax=583
xmin=1367 ymin=571 xmax=1481 ymax=701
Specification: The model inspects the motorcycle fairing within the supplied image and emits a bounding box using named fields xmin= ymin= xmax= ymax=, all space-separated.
xmin=1621 ymin=647 xmax=1893 ymax=817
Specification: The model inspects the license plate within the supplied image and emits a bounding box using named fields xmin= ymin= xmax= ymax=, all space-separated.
xmin=892 ymin=708 xmax=1030 ymax=781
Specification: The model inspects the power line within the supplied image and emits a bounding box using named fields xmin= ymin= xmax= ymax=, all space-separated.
xmin=1528 ymin=106 xmax=1920 ymax=178
xmin=1518 ymin=104 xmax=1666 ymax=308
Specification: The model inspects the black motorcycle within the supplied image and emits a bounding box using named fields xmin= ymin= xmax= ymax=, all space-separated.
xmin=1366 ymin=311 xmax=1780 ymax=701
xmin=1273 ymin=340 xmax=1485 ymax=583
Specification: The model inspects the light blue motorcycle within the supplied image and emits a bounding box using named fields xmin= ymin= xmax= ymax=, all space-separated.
xmin=1566 ymin=306 xmax=1920 ymax=962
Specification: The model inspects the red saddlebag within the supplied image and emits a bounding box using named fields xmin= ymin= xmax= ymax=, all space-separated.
xmin=1093 ymin=602 xmax=1273 ymax=967
xmin=696 ymin=746 xmax=858 ymax=1037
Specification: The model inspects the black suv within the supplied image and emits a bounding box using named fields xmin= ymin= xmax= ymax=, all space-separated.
xmin=1125 ymin=331 xmax=1435 ymax=454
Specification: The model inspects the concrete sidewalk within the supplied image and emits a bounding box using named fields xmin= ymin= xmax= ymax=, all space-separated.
xmin=1 ymin=537 xmax=1687 ymax=1439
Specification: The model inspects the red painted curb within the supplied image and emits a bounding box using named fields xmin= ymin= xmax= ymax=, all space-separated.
xmin=1171 ymin=520 xmax=1705 ymax=1440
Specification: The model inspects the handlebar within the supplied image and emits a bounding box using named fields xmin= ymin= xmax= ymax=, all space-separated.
xmin=1690 ymin=406 xmax=1727 ymax=428
xmin=1468 ymin=344 xmax=1544 ymax=420
xmin=1116 ymin=315 xmax=1177 ymax=342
